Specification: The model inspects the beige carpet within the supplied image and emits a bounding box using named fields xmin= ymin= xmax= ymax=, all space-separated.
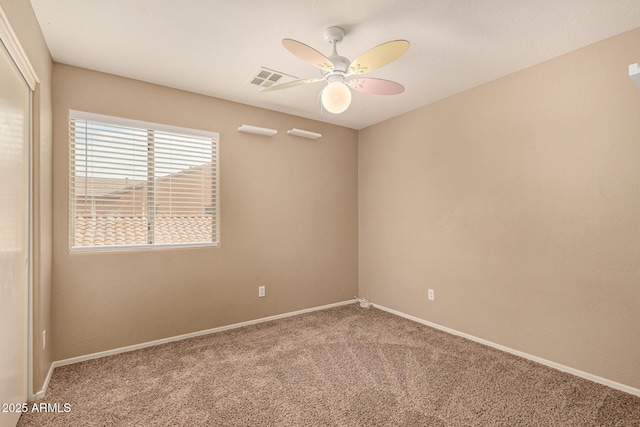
xmin=18 ymin=305 xmax=640 ymax=426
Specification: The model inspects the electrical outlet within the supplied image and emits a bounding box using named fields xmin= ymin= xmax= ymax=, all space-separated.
xmin=42 ymin=330 xmax=46 ymax=350
xmin=428 ymin=289 xmax=435 ymax=301
xmin=258 ymin=285 xmax=266 ymax=298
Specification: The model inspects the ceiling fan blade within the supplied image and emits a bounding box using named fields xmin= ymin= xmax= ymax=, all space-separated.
xmin=282 ymin=39 xmax=334 ymax=71
xmin=348 ymin=40 xmax=410 ymax=75
xmin=349 ymin=78 xmax=405 ymax=95
xmin=260 ymin=77 xmax=324 ymax=92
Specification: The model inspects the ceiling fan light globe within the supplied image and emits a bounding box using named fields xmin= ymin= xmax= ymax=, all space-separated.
xmin=321 ymin=81 xmax=352 ymax=114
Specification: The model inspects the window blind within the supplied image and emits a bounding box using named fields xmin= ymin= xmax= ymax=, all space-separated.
xmin=69 ymin=111 xmax=219 ymax=250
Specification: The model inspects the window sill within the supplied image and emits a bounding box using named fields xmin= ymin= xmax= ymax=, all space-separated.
xmin=70 ymin=242 xmax=219 ymax=254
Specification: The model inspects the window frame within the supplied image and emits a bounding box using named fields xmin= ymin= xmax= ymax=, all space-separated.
xmin=69 ymin=110 xmax=220 ymax=253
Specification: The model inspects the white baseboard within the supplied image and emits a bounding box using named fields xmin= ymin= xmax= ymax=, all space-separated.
xmin=30 ymin=362 xmax=54 ymax=401
xmin=373 ymin=303 xmax=640 ymax=398
xmin=53 ymin=299 xmax=356 ymax=368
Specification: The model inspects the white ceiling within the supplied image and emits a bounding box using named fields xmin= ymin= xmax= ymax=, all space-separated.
xmin=30 ymin=0 xmax=640 ymax=130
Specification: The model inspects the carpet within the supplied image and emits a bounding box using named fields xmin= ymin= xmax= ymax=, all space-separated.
xmin=18 ymin=305 xmax=640 ymax=426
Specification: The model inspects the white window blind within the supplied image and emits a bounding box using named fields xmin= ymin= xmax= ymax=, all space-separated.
xmin=69 ymin=111 xmax=219 ymax=250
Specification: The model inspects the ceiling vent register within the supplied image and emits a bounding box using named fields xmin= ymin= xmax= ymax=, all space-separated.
xmin=249 ymin=67 xmax=297 ymax=88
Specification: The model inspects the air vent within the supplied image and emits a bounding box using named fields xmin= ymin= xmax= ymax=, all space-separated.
xmin=248 ymin=67 xmax=297 ymax=89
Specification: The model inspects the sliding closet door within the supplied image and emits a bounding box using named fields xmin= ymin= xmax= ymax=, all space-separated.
xmin=0 ymin=38 xmax=30 ymax=427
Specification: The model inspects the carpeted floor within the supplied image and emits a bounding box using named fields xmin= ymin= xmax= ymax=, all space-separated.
xmin=18 ymin=304 xmax=640 ymax=426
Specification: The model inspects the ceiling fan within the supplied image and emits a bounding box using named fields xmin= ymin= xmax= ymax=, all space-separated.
xmin=262 ymin=26 xmax=410 ymax=114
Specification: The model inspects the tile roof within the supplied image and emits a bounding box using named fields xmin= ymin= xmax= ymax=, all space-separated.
xmin=73 ymin=215 xmax=213 ymax=247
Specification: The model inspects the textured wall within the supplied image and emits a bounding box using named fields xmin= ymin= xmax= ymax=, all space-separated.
xmin=359 ymin=28 xmax=640 ymax=389
xmin=52 ymin=64 xmax=358 ymax=360
xmin=0 ymin=0 xmax=54 ymax=395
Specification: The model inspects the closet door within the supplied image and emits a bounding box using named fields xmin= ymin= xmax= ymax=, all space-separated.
xmin=0 ymin=38 xmax=30 ymax=427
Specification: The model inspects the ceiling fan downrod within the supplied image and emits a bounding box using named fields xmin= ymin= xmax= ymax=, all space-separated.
xmin=323 ymin=26 xmax=349 ymax=74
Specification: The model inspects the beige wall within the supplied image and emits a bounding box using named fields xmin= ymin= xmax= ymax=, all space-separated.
xmin=0 ymin=0 xmax=53 ymax=394
xmin=359 ymin=28 xmax=640 ymax=389
xmin=52 ymin=64 xmax=358 ymax=360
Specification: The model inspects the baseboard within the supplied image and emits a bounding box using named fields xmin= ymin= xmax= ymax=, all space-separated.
xmin=373 ymin=303 xmax=640 ymax=398
xmin=30 ymin=362 xmax=54 ymax=401
xmin=54 ymin=299 xmax=356 ymax=369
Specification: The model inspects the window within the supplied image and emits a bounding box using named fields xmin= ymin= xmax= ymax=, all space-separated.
xmin=69 ymin=111 xmax=219 ymax=250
